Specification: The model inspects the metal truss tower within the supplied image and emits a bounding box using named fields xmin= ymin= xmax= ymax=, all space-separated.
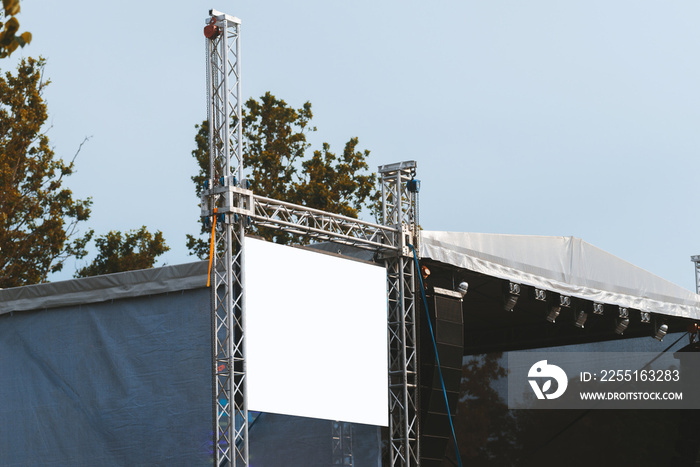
xmin=202 ymin=9 xmax=420 ymax=466
xmin=692 ymin=255 xmax=700 ymax=294
xmin=332 ymin=421 xmax=354 ymax=466
xmin=379 ymin=161 xmax=420 ymax=466
xmin=202 ymin=9 xmax=248 ymax=466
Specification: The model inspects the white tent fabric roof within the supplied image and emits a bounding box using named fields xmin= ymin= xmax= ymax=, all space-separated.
xmin=421 ymin=231 xmax=700 ymax=320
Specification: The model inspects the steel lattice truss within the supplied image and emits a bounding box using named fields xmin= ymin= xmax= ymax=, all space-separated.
xmin=692 ymin=255 xmax=700 ymax=294
xmin=379 ymin=162 xmax=420 ymax=466
xmin=203 ymin=10 xmax=420 ymax=467
xmin=204 ymin=10 xmax=247 ymax=466
xmin=332 ymin=421 xmax=354 ymax=466
xmin=252 ymin=195 xmax=397 ymax=250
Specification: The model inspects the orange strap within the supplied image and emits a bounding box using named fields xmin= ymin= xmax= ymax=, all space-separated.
xmin=207 ymin=208 xmax=217 ymax=288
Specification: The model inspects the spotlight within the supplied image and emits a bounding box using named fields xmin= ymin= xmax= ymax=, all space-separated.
xmin=203 ymin=17 xmax=221 ymax=39
xmin=574 ymin=310 xmax=588 ymax=329
xmin=534 ymin=288 xmax=547 ymax=301
xmin=504 ymin=295 xmax=518 ymax=312
xmin=504 ymin=282 xmax=520 ymax=311
xmin=457 ymin=281 xmax=469 ymax=298
xmin=420 ymin=265 xmax=430 ymax=280
xmin=619 ymin=307 xmax=629 ymax=319
xmin=546 ymin=306 xmax=561 ymax=324
xmin=614 ymin=318 xmax=630 ymax=335
xmin=593 ymin=303 xmax=605 ymax=315
xmin=560 ymin=295 xmax=571 ymax=308
xmin=654 ymin=322 xmax=668 ymax=341
xmin=640 ymin=311 xmax=651 ymax=324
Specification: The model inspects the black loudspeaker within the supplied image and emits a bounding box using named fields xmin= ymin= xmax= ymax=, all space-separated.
xmin=419 ymin=287 xmax=464 ymax=467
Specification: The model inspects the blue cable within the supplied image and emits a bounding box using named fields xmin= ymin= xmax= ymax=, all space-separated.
xmin=409 ymin=244 xmax=463 ymax=467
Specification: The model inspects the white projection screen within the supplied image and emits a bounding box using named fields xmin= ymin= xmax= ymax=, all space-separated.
xmin=244 ymin=237 xmax=389 ymax=426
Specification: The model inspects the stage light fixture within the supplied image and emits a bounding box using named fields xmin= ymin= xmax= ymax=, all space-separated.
xmin=560 ymin=295 xmax=571 ymax=308
xmin=457 ymin=281 xmax=469 ymax=298
xmin=546 ymin=306 xmax=561 ymax=324
xmin=504 ymin=295 xmax=518 ymax=312
xmin=640 ymin=311 xmax=651 ymax=324
xmin=614 ymin=318 xmax=630 ymax=335
xmin=504 ymin=282 xmax=520 ymax=311
xmin=593 ymin=303 xmax=605 ymax=315
xmin=574 ymin=310 xmax=588 ymax=329
xmin=535 ymin=288 xmax=547 ymax=301
xmin=619 ymin=307 xmax=629 ymax=319
xmin=654 ymin=322 xmax=668 ymax=341
xmin=420 ymin=265 xmax=430 ymax=280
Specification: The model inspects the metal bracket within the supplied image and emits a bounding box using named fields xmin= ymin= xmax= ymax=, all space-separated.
xmin=201 ymin=184 xmax=254 ymax=219
xmin=209 ymin=9 xmax=241 ymax=24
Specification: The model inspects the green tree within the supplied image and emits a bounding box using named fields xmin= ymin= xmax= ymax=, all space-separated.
xmin=75 ymin=227 xmax=169 ymax=278
xmin=0 ymin=57 xmax=92 ymax=288
xmin=187 ymin=92 xmax=378 ymax=258
xmin=1 ymin=0 xmax=31 ymax=58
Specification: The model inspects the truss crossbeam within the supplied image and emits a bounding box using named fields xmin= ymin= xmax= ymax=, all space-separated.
xmin=251 ymin=195 xmax=398 ymax=251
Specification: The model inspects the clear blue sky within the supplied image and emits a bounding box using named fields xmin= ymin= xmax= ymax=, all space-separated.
xmin=7 ymin=1 xmax=700 ymax=291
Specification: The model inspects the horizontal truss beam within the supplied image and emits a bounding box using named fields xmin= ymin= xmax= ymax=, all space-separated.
xmin=202 ymin=186 xmax=400 ymax=252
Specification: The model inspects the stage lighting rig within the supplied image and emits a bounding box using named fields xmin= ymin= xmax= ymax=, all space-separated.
xmin=546 ymin=295 xmax=570 ymax=324
xmin=614 ymin=317 xmax=630 ymax=335
xmin=654 ymin=322 xmax=669 ymax=341
xmin=615 ymin=306 xmax=630 ymax=335
xmin=457 ymin=281 xmax=469 ymax=298
xmin=593 ymin=303 xmax=605 ymax=315
xmin=534 ymin=288 xmax=547 ymax=301
xmin=640 ymin=311 xmax=651 ymax=324
xmin=574 ymin=309 xmax=588 ymax=329
xmin=503 ymin=282 xmax=520 ymax=311
xmin=546 ymin=306 xmax=560 ymax=323
xmin=547 ymin=305 xmax=561 ymax=324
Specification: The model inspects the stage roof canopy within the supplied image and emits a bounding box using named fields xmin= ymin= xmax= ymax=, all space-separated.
xmin=421 ymin=231 xmax=700 ymax=320
xmin=2 ymin=232 xmax=699 ymax=322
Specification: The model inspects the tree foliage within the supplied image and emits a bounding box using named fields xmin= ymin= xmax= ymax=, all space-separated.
xmin=0 ymin=57 xmax=92 ymax=288
xmin=187 ymin=92 xmax=378 ymax=258
xmin=1 ymin=0 xmax=31 ymax=59
xmin=75 ymin=227 xmax=169 ymax=278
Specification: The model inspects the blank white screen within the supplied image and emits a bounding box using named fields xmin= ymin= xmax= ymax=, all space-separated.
xmin=244 ymin=237 xmax=389 ymax=426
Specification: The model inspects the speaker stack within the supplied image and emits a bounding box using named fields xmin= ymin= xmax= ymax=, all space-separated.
xmin=419 ymin=287 xmax=464 ymax=466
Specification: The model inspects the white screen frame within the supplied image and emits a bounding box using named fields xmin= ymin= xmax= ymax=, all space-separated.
xmin=244 ymin=237 xmax=389 ymax=426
